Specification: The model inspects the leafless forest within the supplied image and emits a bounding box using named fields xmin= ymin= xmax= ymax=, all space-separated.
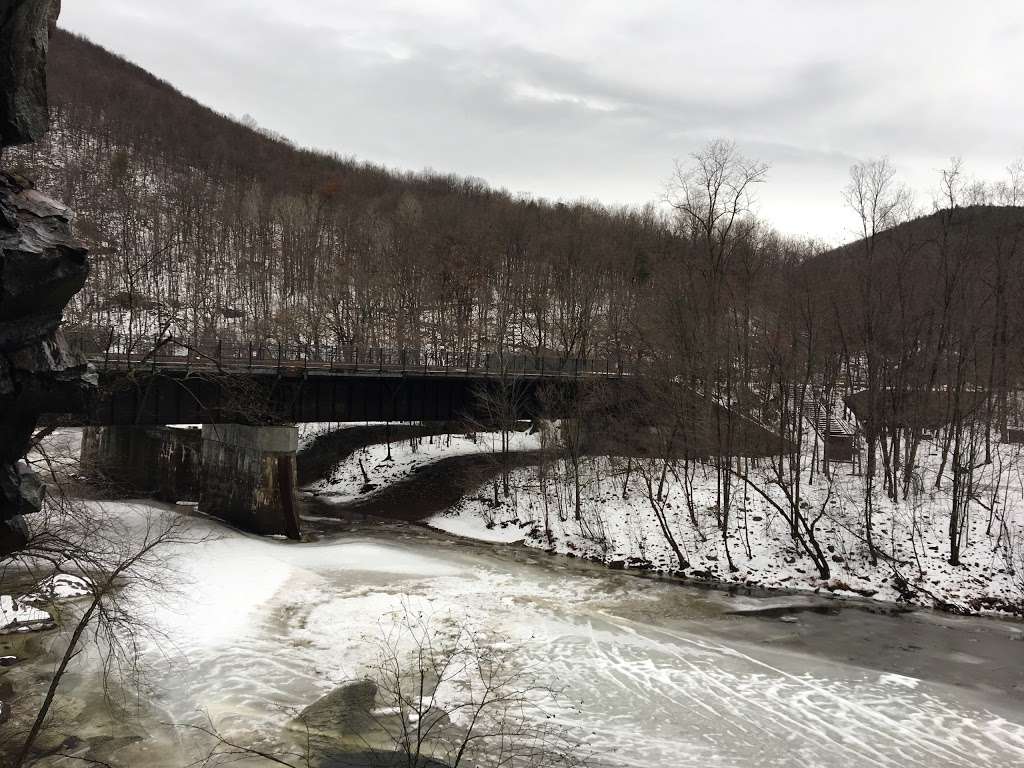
xmin=11 ymin=30 xmax=1024 ymax=579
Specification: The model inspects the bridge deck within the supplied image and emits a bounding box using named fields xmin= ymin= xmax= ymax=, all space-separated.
xmin=52 ymin=353 xmax=627 ymax=427
xmin=49 ymin=335 xmax=790 ymax=458
xmin=86 ymin=355 xmax=630 ymax=380
xmin=68 ymin=331 xmax=636 ymax=378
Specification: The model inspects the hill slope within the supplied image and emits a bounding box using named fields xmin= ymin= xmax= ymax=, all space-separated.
xmin=800 ymin=205 xmax=1024 ymax=364
xmin=10 ymin=29 xmax=669 ymax=360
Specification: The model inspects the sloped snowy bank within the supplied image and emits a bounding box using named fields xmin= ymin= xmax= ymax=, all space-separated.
xmin=301 ymin=422 xmax=1024 ymax=615
xmin=429 ymin=445 xmax=1024 ymax=616
xmin=305 ymin=429 xmax=540 ymax=505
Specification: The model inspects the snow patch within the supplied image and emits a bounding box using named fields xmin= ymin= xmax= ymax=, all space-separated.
xmin=878 ymin=673 xmax=920 ymax=689
xmin=427 ymin=512 xmax=530 ymax=543
xmin=0 ymin=595 xmax=54 ymax=634
xmin=23 ymin=573 xmax=93 ymax=602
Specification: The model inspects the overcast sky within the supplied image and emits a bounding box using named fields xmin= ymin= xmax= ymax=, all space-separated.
xmin=61 ymin=1 xmax=1023 ymax=244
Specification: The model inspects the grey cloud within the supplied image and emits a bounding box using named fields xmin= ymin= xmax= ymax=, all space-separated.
xmin=58 ymin=1 xmax=1024 ymax=243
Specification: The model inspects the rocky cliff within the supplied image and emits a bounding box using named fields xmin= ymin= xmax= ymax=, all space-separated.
xmin=0 ymin=0 xmax=91 ymax=554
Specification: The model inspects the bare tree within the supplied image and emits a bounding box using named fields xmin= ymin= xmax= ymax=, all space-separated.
xmin=841 ymin=157 xmax=914 ymax=565
xmin=185 ymin=607 xmax=587 ymax=768
xmin=470 ymin=375 xmax=531 ymax=500
xmin=2 ymin=501 xmax=198 ymax=766
xmin=664 ymin=139 xmax=769 ymax=565
xmin=0 ymin=426 xmax=205 ymax=767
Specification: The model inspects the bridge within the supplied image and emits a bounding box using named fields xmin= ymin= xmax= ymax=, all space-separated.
xmin=51 ymin=330 xmax=784 ymax=542
xmin=47 ymin=332 xmax=635 ymax=540
xmin=53 ymin=332 xmax=633 ymax=427
xmin=35 ymin=331 xmax=858 ymax=547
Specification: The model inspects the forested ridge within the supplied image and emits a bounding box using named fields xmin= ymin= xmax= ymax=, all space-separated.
xmin=11 ymin=29 xmax=678 ymax=364
xmin=11 ymin=27 xmax=1024 ymax=589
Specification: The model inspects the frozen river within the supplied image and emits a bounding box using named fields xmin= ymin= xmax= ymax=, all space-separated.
xmin=10 ymin=501 xmax=1024 ymax=767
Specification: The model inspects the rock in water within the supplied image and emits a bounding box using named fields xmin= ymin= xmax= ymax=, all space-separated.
xmin=0 ymin=0 xmax=91 ymax=554
xmin=293 ymin=679 xmax=451 ymax=767
xmin=295 ymin=679 xmax=381 ymax=739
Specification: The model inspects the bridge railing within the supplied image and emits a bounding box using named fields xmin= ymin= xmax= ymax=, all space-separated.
xmin=62 ymin=329 xmax=635 ymax=378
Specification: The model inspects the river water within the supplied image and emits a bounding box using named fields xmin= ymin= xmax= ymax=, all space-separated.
xmin=6 ymin=500 xmax=1024 ymax=767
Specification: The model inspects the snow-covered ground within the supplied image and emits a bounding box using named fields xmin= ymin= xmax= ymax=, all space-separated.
xmin=428 ymin=507 xmax=534 ymax=543
xmin=0 ymin=595 xmax=53 ymax=634
xmin=25 ymin=427 xmax=82 ymax=472
xmin=297 ymin=420 xmax=1024 ymax=615
xmin=304 ymin=429 xmax=540 ymax=505
xmin=296 ymin=421 xmax=389 ymax=451
xmin=22 ymin=573 xmax=92 ymax=602
xmin=1 ymin=574 xmax=92 ymax=634
xmin=430 ymin=439 xmax=1024 ymax=616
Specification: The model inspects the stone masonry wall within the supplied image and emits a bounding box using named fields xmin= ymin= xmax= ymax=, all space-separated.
xmin=81 ymin=425 xmax=201 ymax=501
xmin=199 ymin=425 xmax=299 ymax=537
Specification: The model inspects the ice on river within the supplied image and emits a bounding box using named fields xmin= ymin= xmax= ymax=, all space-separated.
xmin=83 ymin=502 xmax=1024 ymax=767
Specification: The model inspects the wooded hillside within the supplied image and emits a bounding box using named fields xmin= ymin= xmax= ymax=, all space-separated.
xmin=7 ymin=26 xmax=1024 ymax=600
xmin=11 ymin=29 xmax=678 ymax=365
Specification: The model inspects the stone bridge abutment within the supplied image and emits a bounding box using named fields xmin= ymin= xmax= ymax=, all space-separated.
xmin=81 ymin=424 xmax=301 ymax=539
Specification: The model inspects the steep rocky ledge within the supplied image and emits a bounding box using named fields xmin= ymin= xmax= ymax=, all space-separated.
xmin=0 ymin=0 xmax=91 ymax=554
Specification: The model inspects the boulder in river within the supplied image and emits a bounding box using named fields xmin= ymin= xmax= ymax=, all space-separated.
xmin=293 ymin=678 xmax=381 ymax=740
xmin=292 ymin=678 xmax=453 ymax=765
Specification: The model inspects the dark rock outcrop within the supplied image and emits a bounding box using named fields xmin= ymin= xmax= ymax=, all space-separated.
xmin=0 ymin=0 xmax=90 ymax=554
xmin=0 ymin=0 xmax=60 ymax=146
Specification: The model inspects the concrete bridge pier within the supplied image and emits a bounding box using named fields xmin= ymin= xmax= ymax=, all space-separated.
xmin=81 ymin=425 xmax=202 ymax=501
xmin=199 ymin=424 xmax=301 ymax=539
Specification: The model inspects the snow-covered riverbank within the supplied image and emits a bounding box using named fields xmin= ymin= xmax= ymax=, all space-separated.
xmin=303 ymin=429 xmax=540 ymax=505
xmin=432 ymin=454 xmax=1024 ymax=615
xmin=299 ymin=424 xmax=1024 ymax=617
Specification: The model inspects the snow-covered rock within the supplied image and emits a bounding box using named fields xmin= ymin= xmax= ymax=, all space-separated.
xmin=23 ymin=573 xmax=92 ymax=602
xmin=0 ymin=595 xmax=54 ymax=633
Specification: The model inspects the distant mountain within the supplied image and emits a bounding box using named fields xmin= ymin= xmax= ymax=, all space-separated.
xmin=42 ymin=29 xmax=419 ymax=204
xmin=801 ymin=205 xmax=1024 ymax=345
xmin=806 ymin=205 xmax=1024 ymax=279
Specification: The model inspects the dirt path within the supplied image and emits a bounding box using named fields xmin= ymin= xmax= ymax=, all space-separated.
xmin=307 ymin=449 xmax=542 ymax=521
xmin=296 ymin=422 xmax=470 ymax=485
